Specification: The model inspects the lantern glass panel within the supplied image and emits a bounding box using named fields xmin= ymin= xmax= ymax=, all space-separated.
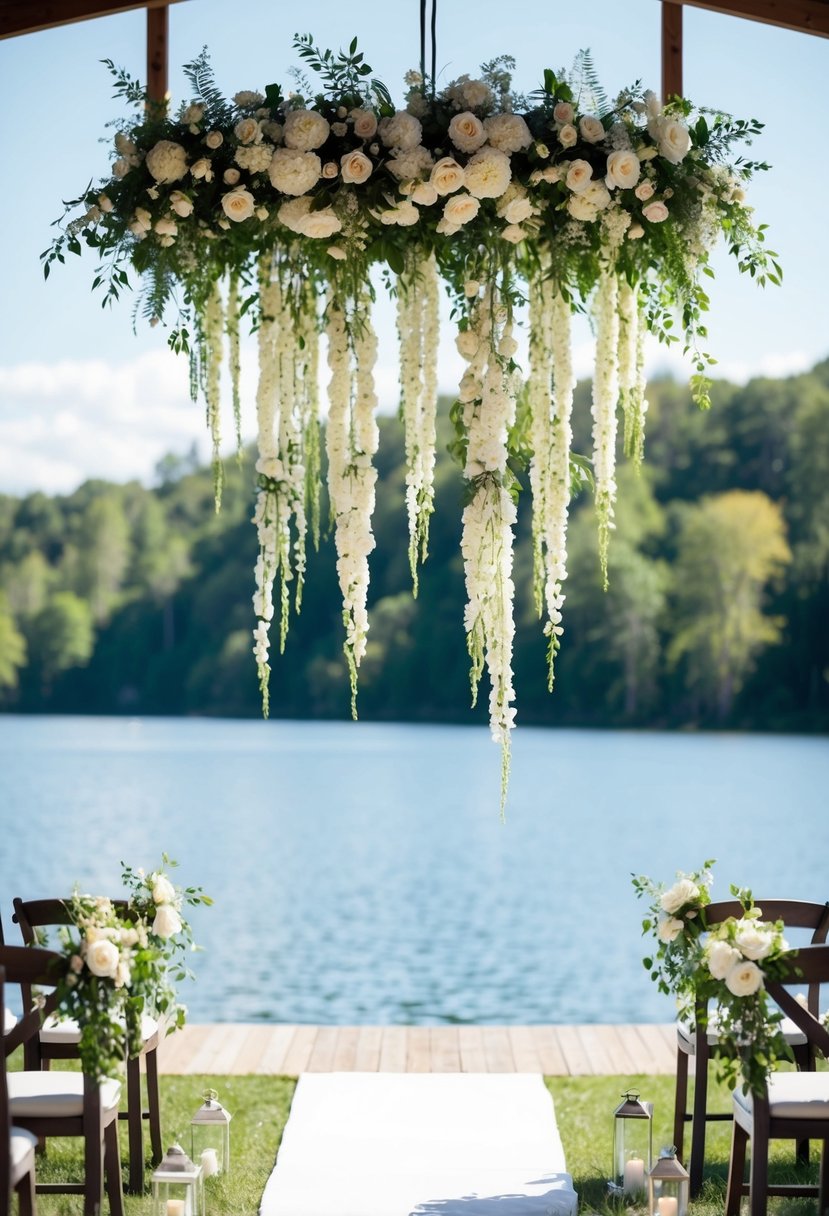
xmin=647 ymin=1149 xmax=690 ymax=1216
xmin=190 ymin=1090 xmax=232 ymax=1177
xmin=612 ymin=1091 xmax=653 ymax=1193
xmin=151 ymin=1145 xmax=203 ymax=1216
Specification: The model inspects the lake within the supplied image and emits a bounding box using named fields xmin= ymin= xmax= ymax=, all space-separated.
xmin=0 ymin=715 xmax=826 ymax=1025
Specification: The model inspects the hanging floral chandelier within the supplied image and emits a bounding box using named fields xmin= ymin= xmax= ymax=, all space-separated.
xmin=45 ymin=33 xmax=778 ymax=809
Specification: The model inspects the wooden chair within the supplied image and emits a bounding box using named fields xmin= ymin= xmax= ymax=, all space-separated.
xmin=725 ymin=942 xmax=829 ymax=1216
xmin=0 ymin=945 xmax=124 ymax=1216
xmin=12 ymin=897 xmax=162 ymax=1194
xmin=1 ymin=966 xmax=37 ymax=1216
xmin=673 ymin=897 xmax=829 ymax=1196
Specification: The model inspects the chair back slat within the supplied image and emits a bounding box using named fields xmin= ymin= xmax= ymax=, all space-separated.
xmin=766 ymin=943 xmax=829 ymax=1061
xmin=0 ymin=966 xmax=11 ymax=1209
xmin=0 ymin=945 xmax=66 ymax=1060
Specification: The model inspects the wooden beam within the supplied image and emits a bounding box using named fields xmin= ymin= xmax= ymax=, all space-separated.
xmin=0 ymin=0 xmax=184 ymax=40
xmin=661 ymin=0 xmax=829 ymax=38
xmin=146 ymin=3 xmax=168 ymax=103
xmin=662 ymin=1 xmax=684 ymax=100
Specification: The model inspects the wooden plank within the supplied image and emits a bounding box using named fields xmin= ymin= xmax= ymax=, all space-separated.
xmin=186 ymin=1024 xmax=244 ymax=1075
xmin=530 ymin=1026 xmax=568 ymax=1076
xmin=379 ymin=1026 xmax=407 ymax=1073
xmin=662 ymin=0 xmax=683 ymax=100
xmin=481 ymin=1026 xmax=515 ymax=1073
xmin=332 ymin=1026 xmax=360 ymax=1072
xmin=257 ymin=1025 xmax=300 ymax=1076
xmin=429 ymin=1025 xmax=460 ymax=1073
xmin=615 ymin=1023 xmax=665 ymax=1076
xmin=0 ymin=0 xmax=186 ymax=39
xmin=199 ymin=1023 xmax=253 ymax=1075
xmin=574 ymin=1025 xmax=617 ymax=1076
xmin=280 ymin=1025 xmax=318 ymax=1075
xmin=407 ymin=1026 xmax=432 ymax=1073
xmin=508 ymin=1026 xmax=543 ymax=1073
xmin=146 ymin=4 xmax=168 ymax=103
xmin=555 ymin=1024 xmax=592 ymax=1076
xmin=638 ymin=1023 xmax=678 ymax=1074
xmin=353 ymin=1026 xmax=383 ymax=1072
xmin=306 ymin=1025 xmax=338 ymax=1072
xmin=660 ymin=0 xmax=829 ymax=38
xmin=157 ymin=1024 xmax=213 ymax=1074
xmin=225 ymin=1024 xmax=274 ymax=1075
xmin=458 ymin=1026 xmax=487 ymax=1073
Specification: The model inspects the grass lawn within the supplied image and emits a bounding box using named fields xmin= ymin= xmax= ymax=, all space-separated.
xmin=18 ymin=1069 xmax=824 ymax=1216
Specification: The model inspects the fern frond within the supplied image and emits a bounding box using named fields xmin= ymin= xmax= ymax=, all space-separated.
xmin=182 ymin=48 xmax=233 ymax=124
xmin=570 ymin=49 xmax=609 ymax=116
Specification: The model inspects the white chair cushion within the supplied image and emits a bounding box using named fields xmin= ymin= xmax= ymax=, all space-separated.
xmin=10 ymin=1126 xmax=37 ymax=1182
xmin=733 ymin=1072 xmax=829 ymax=1120
xmin=8 ymin=1070 xmax=121 ymax=1118
xmin=678 ymin=1011 xmax=808 ymax=1051
xmin=40 ymin=1011 xmax=159 ymax=1046
xmin=3 ymin=1007 xmax=17 ymax=1034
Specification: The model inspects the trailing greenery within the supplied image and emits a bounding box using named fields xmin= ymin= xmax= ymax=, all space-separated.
xmin=1 ymin=358 xmax=828 ymax=731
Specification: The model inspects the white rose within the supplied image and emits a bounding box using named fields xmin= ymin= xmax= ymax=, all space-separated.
xmin=459 ymin=78 xmax=493 ymax=109
xmin=725 ymin=959 xmax=764 ymax=997
xmin=379 ymin=202 xmax=419 ymax=227
xmin=442 ymin=192 xmax=480 ymax=226
xmin=660 ymin=878 xmax=700 ymax=915
xmin=223 ymin=167 xmax=241 ymax=185
xmin=606 ymin=149 xmax=641 ymax=190
xmin=322 ymin=162 xmax=339 ymax=180
xmin=579 ymin=116 xmax=605 ymax=143
xmin=85 ymin=938 xmax=120 ymax=978
xmin=152 ymin=904 xmax=183 ymax=940
xmin=268 ymin=148 xmax=322 ymax=195
xmin=112 ymin=157 xmax=131 ymax=178
xmin=463 ymin=148 xmax=512 ymax=199
xmin=154 ymin=216 xmax=178 ymax=237
xmin=182 ymin=103 xmax=204 ymax=125
xmin=635 ymin=180 xmax=655 ymax=201
xmin=152 ymin=874 xmax=177 ymax=904
xmin=558 ymin=124 xmax=578 ymax=149
xmin=146 ymin=140 xmax=188 ymax=183
xmin=657 ymin=118 xmax=692 ymax=165
xmin=553 ymin=101 xmax=574 ymax=124
xmin=483 ymin=113 xmax=532 ymax=154
xmin=300 ymin=207 xmax=343 ymax=238
xmin=501 ymin=223 xmax=527 ymax=244
xmin=262 ymin=121 xmax=283 ymax=143
xmin=567 ymin=194 xmax=598 ymax=221
xmin=351 ymin=109 xmax=378 ymax=139
xmin=503 ymin=196 xmax=533 ymax=224
xmin=643 ymin=200 xmax=670 ymax=223
xmin=169 ymin=191 xmax=194 ymax=217
xmin=114 ymin=131 xmax=139 ymax=159
xmin=565 ymin=159 xmax=593 ymax=193
xmin=114 ymin=961 xmax=132 ymax=989
xmin=331 ymin=122 xmax=347 ymax=138
xmin=283 ymin=108 xmax=330 ymax=151
xmin=707 ymin=939 xmax=742 ymax=979
xmin=205 ymin=131 xmax=223 ymax=150
xmin=584 ymin=181 xmax=611 ymax=210
xmin=448 ymin=111 xmax=487 ymax=154
xmin=277 ymin=196 xmax=313 ymax=233
xmin=190 ymin=158 xmax=213 ymax=181
xmin=430 ymin=157 xmax=466 ymax=196
xmin=221 ymin=187 xmax=256 ymax=222
xmin=378 ymin=112 xmax=423 ymax=151
xmin=340 ymin=150 xmax=373 ymax=184
xmin=411 ymin=181 xmax=438 ymax=206
xmin=657 ymin=915 xmax=684 ymax=943
xmin=233 ymin=90 xmax=264 ymax=108
xmin=627 ymin=223 xmax=645 ymax=239
xmin=734 ymin=924 xmax=776 ymax=961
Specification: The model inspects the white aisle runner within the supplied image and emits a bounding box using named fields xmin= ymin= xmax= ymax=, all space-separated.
xmin=260 ymin=1072 xmax=579 ymax=1216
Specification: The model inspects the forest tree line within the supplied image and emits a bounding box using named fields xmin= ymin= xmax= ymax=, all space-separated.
xmin=1 ymin=357 xmax=828 ymax=731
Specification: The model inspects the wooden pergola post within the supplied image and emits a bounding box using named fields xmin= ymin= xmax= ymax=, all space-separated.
xmin=146 ymin=3 xmax=169 ymax=102
xmin=662 ymin=0 xmax=684 ymax=100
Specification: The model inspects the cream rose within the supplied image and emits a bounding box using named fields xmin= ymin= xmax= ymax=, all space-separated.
xmin=146 ymin=140 xmax=188 ymax=184
xmin=553 ymin=101 xmax=574 ymax=125
xmin=411 ymin=181 xmax=438 ymax=206
xmin=277 ymin=196 xmax=313 ymax=233
xmin=442 ymin=192 xmax=480 ymax=226
xmin=635 ymin=180 xmax=655 ymax=201
xmin=660 ymin=878 xmax=700 ymax=915
xmin=567 ymin=194 xmax=598 ymax=221
xmin=221 ymin=187 xmax=256 ymax=222
xmin=190 ymin=158 xmax=213 ymax=181
xmin=565 ymin=159 xmax=593 ymax=194
xmin=734 ymin=924 xmax=777 ymax=961
xmin=463 ymin=148 xmax=512 ymax=199
xmin=380 ymin=202 xmax=419 ymax=227
xmin=579 ymin=116 xmax=605 ymax=144
xmin=322 ymin=162 xmax=339 ymax=180
xmin=268 ymin=148 xmax=322 ymax=196
xmin=182 ymin=103 xmax=204 ymax=125
xmin=283 ymin=108 xmax=330 ymax=151
xmin=501 ymin=223 xmax=527 ymax=244
xmin=223 ymin=167 xmax=241 ymax=185
xmin=725 ymin=959 xmax=764 ymax=997
xmin=85 ymin=938 xmax=120 ymax=978
xmin=483 ymin=113 xmax=532 ymax=154
xmin=154 ymin=216 xmax=178 ymax=238
xmin=657 ymin=915 xmax=684 ymax=944
xmin=657 ymin=118 xmax=692 ymax=165
xmin=448 ymin=111 xmax=487 ymax=154
xmin=503 ymin=196 xmax=533 ymax=224
xmin=300 ymin=207 xmax=343 ymax=238
xmin=558 ymin=124 xmax=578 ymax=149
xmin=606 ymin=149 xmax=641 ymax=190
xmin=707 ymin=939 xmax=742 ymax=980
xmin=205 ymin=131 xmax=223 ymax=150
xmin=152 ymin=905 xmax=183 ymax=940
xmin=340 ymin=150 xmax=373 ymax=185
xmin=431 ymin=157 xmax=466 ymax=196
xmin=627 ymin=223 xmax=645 ymax=239
xmin=584 ymin=181 xmax=611 ymax=210
xmin=378 ymin=112 xmax=423 ymax=151
xmin=152 ymin=874 xmax=177 ymax=904
xmin=351 ymin=109 xmax=378 ymax=139
xmin=643 ymin=200 xmax=670 ymax=223
xmin=168 ymin=191 xmax=193 ymax=218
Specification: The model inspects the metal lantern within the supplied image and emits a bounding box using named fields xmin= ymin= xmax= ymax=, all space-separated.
xmin=648 ymin=1147 xmax=690 ymax=1216
xmin=151 ymin=1144 xmax=203 ymax=1216
xmin=612 ymin=1090 xmax=653 ymax=1195
xmin=190 ymin=1089 xmax=232 ymax=1178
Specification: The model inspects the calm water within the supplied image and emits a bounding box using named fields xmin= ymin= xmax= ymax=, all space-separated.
xmin=0 ymin=716 xmax=826 ymax=1025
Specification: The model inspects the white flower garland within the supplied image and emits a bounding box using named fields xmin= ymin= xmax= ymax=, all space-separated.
xmin=226 ymin=271 xmax=242 ymax=458
xmin=326 ymin=289 xmax=379 ymax=716
xmin=528 ymin=271 xmax=574 ymax=690
xmin=202 ymin=279 xmax=225 ymax=511
xmin=397 ymin=255 xmax=440 ymax=593
xmin=618 ymin=277 xmax=648 ymax=468
xmin=459 ymin=287 xmax=518 ymax=811
xmin=591 ymin=270 xmax=620 ymax=590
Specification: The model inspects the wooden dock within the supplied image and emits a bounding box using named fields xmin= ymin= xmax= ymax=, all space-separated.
xmin=157 ymin=1023 xmax=677 ymax=1076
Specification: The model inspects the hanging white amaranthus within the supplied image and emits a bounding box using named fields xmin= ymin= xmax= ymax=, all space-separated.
xmin=201 ymin=279 xmax=225 ymax=511
xmin=528 ymin=270 xmax=575 ymax=690
xmin=226 ymin=270 xmax=243 ymax=459
xmin=618 ymin=280 xmax=649 ymax=467
xmin=397 ymin=254 xmax=440 ymax=593
xmin=326 ymin=289 xmax=379 ymax=716
xmin=459 ymin=286 xmax=519 ymax=811
xmin=591 ymin=270 xmax=620 ymax=590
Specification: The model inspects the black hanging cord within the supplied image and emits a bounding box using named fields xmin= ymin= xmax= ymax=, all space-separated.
xmin=419 ymin=0 xmax=437 ymax=95
xmin=430 ymin=0 xmax=437 ymax=96
xmin=419 ymin=0 xmax=426 ymax=88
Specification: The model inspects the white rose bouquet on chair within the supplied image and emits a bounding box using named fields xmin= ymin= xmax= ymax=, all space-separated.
xmin=632 ymin=859 xmax=715 ymax=1012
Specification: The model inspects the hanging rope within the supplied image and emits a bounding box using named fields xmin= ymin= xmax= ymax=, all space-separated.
xmin=419 ymin=0 xmax=437 ymax=94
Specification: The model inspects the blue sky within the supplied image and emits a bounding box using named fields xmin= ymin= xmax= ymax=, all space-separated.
xmin=0 ymin=0 xmax=826 ymax=493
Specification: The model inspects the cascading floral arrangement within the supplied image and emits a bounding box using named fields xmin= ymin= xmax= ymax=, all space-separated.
xmin=633 ymin=862 xmax=795 ymax=1095
xmin=45 ymin=37 xmax=779 ymax=808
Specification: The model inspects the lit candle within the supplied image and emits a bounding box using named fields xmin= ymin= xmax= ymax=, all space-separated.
xmin=658 ymin=1198 xmax=678 ymax=1216
xmin=623 ymin=1157 xmax=645 ymax=1195
xmin=165 ymin=1202 xmax=185 ymax=1216
xmin=200 ymin=1148 xmax=219 ymax=1177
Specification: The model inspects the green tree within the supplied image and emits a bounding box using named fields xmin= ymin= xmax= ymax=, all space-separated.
xmin=27 ymin=592 xmax=94 ymax=693
xmin=1 ymin=550 xmax=52 ymax=618
xmin=70 ymin=494 xmax=132 ymax=624
xmin=667 ymin=490 xmax=791 ymax=720
xmin=0 ymin=593 xmax=27 ymax=693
